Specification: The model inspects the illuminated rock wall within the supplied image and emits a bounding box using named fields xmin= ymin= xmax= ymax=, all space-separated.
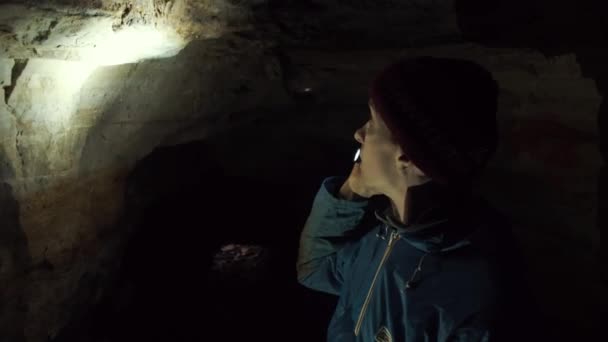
xmin=0 ymin=2 xmax=286 ymax=339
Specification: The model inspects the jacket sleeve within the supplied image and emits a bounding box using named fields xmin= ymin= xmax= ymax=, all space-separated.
xmin=296 ymin=176 xmax=371 ymax=296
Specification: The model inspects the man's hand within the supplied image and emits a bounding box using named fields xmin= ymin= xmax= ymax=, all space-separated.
xmin=338 ymin=163 xmax=376 ymax=200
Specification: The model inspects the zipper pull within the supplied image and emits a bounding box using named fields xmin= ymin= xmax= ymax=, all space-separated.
xmin=388 ymin=229 xmax=400 ymax=245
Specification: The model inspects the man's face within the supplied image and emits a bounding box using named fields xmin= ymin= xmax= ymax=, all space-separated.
xmin=354 ymin=99 xmax=403 ymax=194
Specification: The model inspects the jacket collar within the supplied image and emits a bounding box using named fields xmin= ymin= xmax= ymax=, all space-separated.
xmin=374 ymin=181 xmax=478 ymax=253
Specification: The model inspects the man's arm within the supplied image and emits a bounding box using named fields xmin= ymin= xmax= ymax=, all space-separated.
xmin=296 ymin=176 xmax=370 ymax=295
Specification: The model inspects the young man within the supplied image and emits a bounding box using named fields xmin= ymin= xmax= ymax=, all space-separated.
xmin=297 ymin=57 xmax=536 ymax=341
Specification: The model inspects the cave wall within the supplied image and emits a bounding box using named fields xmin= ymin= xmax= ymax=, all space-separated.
xmin=0 ymin=0 xmax=604 ymax=340
xmin=0 ymin=43 xmax=289 ymax=341
xmin=1 ymin=2 xmax=290 ymax=340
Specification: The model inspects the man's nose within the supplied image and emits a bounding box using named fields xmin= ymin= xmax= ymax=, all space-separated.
xmin=354 ymin=127 xmax=364 ymax=143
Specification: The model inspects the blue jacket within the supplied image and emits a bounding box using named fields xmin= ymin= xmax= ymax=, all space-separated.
xmin=297 ymin=176 xmax=534 ymax=342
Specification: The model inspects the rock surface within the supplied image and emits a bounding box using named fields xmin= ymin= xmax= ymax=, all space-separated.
xmin=0 ymin=0 xmax=604 ymax=341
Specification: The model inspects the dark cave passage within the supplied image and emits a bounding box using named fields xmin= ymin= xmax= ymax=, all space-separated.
xmin=53 ymin=139 xmax=345 ymax=342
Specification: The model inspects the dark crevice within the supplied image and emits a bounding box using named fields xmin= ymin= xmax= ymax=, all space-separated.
xmin=0 ymin=159 xmax=29 ymax=341
xmin=31 ymin=19 xmax=58 ymax=44
xmin=4 ymin=59 xmax=27 ymax=104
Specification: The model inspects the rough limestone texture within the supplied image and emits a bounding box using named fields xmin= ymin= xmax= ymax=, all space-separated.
xmin=0 ymin=2 xmax=286 ymax=340
xmin=0 ymin=0 xmax=604 ymax=341
xmin=0 ymin=0 xmax=260 ymax=60
xmin=0 ymin=41 xmax=289 ymax=341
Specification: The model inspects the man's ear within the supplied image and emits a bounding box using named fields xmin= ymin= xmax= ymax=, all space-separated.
xmin=397 ymin=154 xmax=426 ymax=177
xmin=397 ymin=154 xmax=411 ymax=170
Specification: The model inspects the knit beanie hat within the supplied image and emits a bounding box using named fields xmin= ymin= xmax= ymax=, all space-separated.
xmin=369 ymin=56 xmax=499 ymax=187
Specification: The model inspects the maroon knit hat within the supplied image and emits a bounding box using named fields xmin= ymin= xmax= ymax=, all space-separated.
xmin=369 ymin=56 xmax=499 ymax=187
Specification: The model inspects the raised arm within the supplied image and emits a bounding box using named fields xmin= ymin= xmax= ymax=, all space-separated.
xmin=296 ymin=176 xmax=371 ymax=295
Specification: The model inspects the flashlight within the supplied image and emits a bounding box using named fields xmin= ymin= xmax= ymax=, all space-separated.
xmin=354 ymin=148 xmax=361 ymax=163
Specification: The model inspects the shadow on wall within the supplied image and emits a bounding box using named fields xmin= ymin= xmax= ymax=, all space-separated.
xmin=0 ymin=156 xmax=30 ymax=342
xmin=455 ymin=0 xmax=605 ymax=337
xmin=53 ymin=138 xmax=355 ymax=342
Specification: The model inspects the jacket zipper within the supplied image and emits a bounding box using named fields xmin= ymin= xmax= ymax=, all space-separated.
xmin=354 ymin=228 xmax=400 ymax=336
